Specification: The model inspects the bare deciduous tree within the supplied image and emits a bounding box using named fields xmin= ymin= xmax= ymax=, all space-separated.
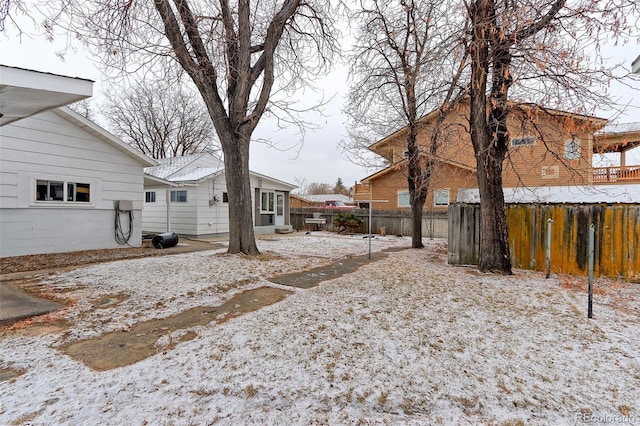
xmin=464 ymin=0 xmax=639 ymax=274
xmin=50 ymin=0 xmax=338 ymax=254
xmin=306 ymin=182 xmax=333 ymax=195
xmin=104 ymin=79 xmax=217 ymax=159
xmin=344 ymin=0 xmax=467 ymax=248
xmin=68 ymin=99 xmax=95 ymax=121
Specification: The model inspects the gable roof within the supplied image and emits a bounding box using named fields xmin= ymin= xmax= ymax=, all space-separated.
xmin=144 ymin=153 xmax=219 ymax=180
xmin=55 ymin=107 xmax=156 ymax=167
xmin=145 ymin=153 xmax=296 ymax=189
xmin=368 ymin=100 xmax=608 ymax=155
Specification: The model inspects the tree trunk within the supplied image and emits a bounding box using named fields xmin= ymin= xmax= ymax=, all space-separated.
xmin=407 ymin=127 xmax=426 ymax=249
xmin=221 ymin=135 xmax=259 ymax=255
xmin=409 ymin=188 xmax=427 ymax=248
xmin=476 ymin=149 xmax=512 ymax=273
xmin=468 ymin=0 xmax=512 ymax=274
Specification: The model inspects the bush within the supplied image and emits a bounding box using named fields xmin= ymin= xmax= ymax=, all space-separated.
xmin=333 ymin=213 xmax=364 ymax=234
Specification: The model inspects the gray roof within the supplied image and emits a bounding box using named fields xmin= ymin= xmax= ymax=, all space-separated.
xmin=144 ymin=153 xmax=222 ymax=180
xmin=596 ymin=122 xmax=640 ymax=135
xmin=294 ymin=194 xmax=353 ymax=203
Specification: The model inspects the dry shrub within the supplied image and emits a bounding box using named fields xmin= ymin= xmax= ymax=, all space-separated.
xmin=559 ymin=275 xmax=608 ymax=295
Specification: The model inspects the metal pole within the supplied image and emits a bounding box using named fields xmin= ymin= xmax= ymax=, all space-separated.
xmin=545 ymin=218 xmax=553 ymax=278
xmin=588 ymin=223 xmax=594 ymax=319
xmin=368 ymin=203 xmax=372 ymax=259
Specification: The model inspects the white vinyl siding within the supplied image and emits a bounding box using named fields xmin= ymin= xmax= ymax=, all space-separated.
xmin=0 ymin=109 xmax=148 ymax=257
xmin=170 ymin=190 xmax=188 ymax=203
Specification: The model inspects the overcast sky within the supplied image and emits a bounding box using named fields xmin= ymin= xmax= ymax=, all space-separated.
xmin=1 ymin=8 xmax=639 ymax=190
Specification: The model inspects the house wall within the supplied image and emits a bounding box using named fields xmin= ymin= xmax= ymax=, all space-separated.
xmin=143 ymin=172 xmax=293 ymax=237
xmin=0 ymin=109 xmax=146 ymax=257
xmin=195 ymin=176 xmax=230 ymax=236
xmin=367 ymin=104 xmax=598 ymax=192
xmin=142 ymin=186 xmax=169 ymax=234
xmin=357 ymin=163 xmax=476 ymax=210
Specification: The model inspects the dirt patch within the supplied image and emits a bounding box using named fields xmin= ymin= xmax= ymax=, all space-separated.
xmin=61 ymin=286 xmax=292 ymax=371
xmin=93 ymin=293 xmax=129 ymax=309
xmin=0 ymin=240 xmax=226 ymax=276
xmin=0 ymin=366 xmax=25 ymax=382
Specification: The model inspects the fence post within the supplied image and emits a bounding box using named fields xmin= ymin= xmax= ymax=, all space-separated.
xmin=588 ymin=223 xmax=594 ymax=319
xmin=545 ymin=218 xmax=553 ymax=279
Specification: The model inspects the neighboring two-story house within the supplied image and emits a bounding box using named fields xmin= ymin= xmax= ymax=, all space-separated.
xmin=354 ymin=101 xmax=640 ymax=209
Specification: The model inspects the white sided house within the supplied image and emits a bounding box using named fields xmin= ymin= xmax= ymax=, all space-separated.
xmin=0 ymin=66 xmax=156 ymax=257
xmin=143 ymin=153 xmax=295 ymax=237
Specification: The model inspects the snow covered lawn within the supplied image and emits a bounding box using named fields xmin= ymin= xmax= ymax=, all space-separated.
xmin=1 ymin=233 xmax=638 ymax=425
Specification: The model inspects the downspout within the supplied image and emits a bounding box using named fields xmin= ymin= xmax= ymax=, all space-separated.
xmin=166 ymin=186 xmax=171 ymax=232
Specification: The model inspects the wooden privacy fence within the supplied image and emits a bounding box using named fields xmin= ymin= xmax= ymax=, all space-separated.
xmin=290 ymin=208 xmax=448 ymax=238
xmin=448 ymin=203 xmax=640 ymax=279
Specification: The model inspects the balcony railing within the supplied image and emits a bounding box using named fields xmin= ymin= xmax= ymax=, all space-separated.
xmin=353 ymin=182 xmax=371 ymax=199
xmin=593 ymin=165 xmax=640 ymax=183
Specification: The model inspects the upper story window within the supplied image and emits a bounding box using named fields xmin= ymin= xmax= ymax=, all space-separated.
xmin=36 ymin=179 xmax=90 ymax=203
xmin=565 ymin=138 xmax=581 ymax=160
xmin=170 ymin=190 xmax=187 ymax=203
xmin=222 ymin=192 xmax=229 ymax=203
xmin=510 ymin=136 xmax=536 ymax=147
xmin=145 ymin=191 xmax=156 ymax=203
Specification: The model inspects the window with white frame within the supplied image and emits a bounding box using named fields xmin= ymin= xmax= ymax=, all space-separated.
xmin=222 ymin=192 xmax=229 ymax=203
xmin=565 ymin=138 xmax=581 ymax=160
xmin=398 ymin=191 xmax=410 ymax=208
xmin=261 ymin=191 xmax=275 ymax=213
xmin=36 ymin=179 xmax=90 ymax=202
xmin=434 ymin=189 xmax=450 ymax=206
xmin=170 ymin=190 xmax=187 ymax=203
xmin=145 ymin=191 xmax=156 ymax=203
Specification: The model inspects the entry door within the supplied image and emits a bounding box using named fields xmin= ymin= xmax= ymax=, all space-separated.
xmin=275 ymin=192 xmax=285 ymax=226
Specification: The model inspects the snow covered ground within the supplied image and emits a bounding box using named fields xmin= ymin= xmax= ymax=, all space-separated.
xmin=1 ymin=232 xmax=638 ymax=425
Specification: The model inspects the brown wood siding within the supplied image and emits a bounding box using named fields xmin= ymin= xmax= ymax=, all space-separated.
xmin=356 ymin=163 xmax=476 ymax=210
xmin=362 ymin=103 xmax=601 ymax=197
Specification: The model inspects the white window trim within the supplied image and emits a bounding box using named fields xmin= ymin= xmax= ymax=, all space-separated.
xmin=145 ymin=191 xmax=157 ymax=203
xmin=565 ymin=138 xmax=581 ymax=160
xmin=434 ymin=189 xmax=450 ymax=207
xmin=260 ymin=190 xmax=275 ymax=213
xmin=170 ymin=189 xmax=188 ymax=203
xmin=28 ymin=175 xmax=98 ymax=208
xmin=398 ymin=190 xmax=410 ymax=208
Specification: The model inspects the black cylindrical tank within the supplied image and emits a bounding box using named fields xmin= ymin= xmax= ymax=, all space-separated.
xmin=152 ymin=232 xmax=179 ymax=249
